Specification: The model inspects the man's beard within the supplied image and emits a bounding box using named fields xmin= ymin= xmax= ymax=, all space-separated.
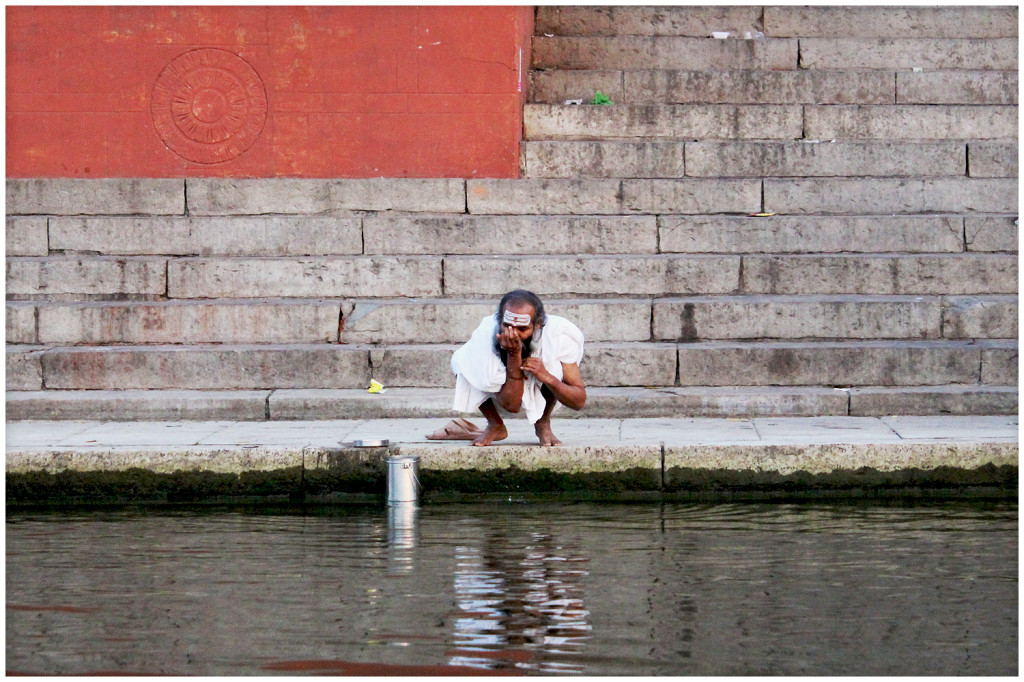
xmin=494 ymin=333 xmax=533 ymax=367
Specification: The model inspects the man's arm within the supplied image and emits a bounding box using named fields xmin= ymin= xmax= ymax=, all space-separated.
xmin=522 ymin=359 xmax=587 ymax=410
xmin=495 ymin=325 xmax=526 ymax=412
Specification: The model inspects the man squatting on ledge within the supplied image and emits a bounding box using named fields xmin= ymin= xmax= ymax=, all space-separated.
xmin=427 ymin=289 xmax=587 ymax=446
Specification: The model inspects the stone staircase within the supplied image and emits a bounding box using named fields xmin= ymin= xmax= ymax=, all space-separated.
xmin=6 ymin=5 xmax=1018 ymax=421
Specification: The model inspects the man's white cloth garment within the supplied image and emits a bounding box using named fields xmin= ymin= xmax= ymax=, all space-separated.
xmin=450 ymin=314 xmax=585 ymax=424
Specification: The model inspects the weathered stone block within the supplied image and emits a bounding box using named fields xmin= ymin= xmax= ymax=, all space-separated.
xmin=50 ymin=216 xmax=362 ymax=256
xmin=167 ymin=257 xmax=441 ymax=298
xmin=685 ymin=141 xmax=964 ymax=177
xmin=342 ymin=299 xmax=651 ymax=344
xmin=897 ymin=71 xmax=1018 ymax=105
xmin=522 ymin=141 xmax=685 ymax=178
xmin=580 ymin=343 xmax=677 ymax=386
xmin=6 ymin=304 xmax=36 ymax=343
xmin=653 ymin=296 xmax=941 ymax=341
xmin=6 ymin=257 xmax=167 ymax=298
xmin=800 ymin=38 xmax=1018 ymax=70
xmin=369 ymin=345 xmax=457 ymax=387
xmin=533 ymin=36 xmax=797 ymax=71
xmin=659 ymin=215 xmax=964 ymax=254
xmin=742 ymin=255 xmax=1018 ymax=295
xmin=624 ymin=70 xmax=894 ymax=104
xmin=677 ymin=341 xmax=980 ymax=386
xmin=589 ymin=386 xmax=849 ymax=417
xmin=968 ymin=143 xmax=1018 ymax=178
xmin=444 ymin=255 xmax=741 ymax=296
xmin=966 ymin=216 xmax=1018 ymax=252
xmin=764 ymin=178 xmax=1018 ymax=214
xmin=981 ymin=343 xmax=1018 ymax=384
xmin=849 ymin=386 xmax=1018 ymax=416
xmin=530 ymin=70 xmax=624 ymax=104
xmin=6 ymin=179 xmax=184 ymax=216
xmin=6 ymin=217 xmax=48 ymax=256
xmin=622 ymin=179 xmax=760 ymax=213
xmin=40 ymin=345 xmax=373 ymax=390
xmin=943 ymin=296 xmax=1018 ymax=339
xmin=536 ymin=6 xmax=764 ymax=37
xmin=364 ymin=215 xmax=657 ymax=255
xmin=269 ymin=388 xmax=456 ymax=420
xmin=187 ymin=178 xmax=466 ymax=215
xmin=525 ymin=103 xmax=804 ymax=140
xmin=7 ymin=346 xmax=44 ymax=391
xmin=37 ymin=301 xmax=341 ymax=345
xmin=6 ymin=390 xmax=272 ymax=421
xmin=765 ymin=6 xmax=1018 ymax=38
xmin=466 ymin=179 xmax=620 ymax=214
xmin=804 ymin=105 xmax=1018 ymax=140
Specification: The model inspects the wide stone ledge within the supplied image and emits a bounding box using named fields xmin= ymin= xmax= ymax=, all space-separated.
xmin=849 ymin=386 xmax=1018 ymax=416
xmin=532 ymin=36 xmax=797 ymax=71
xmin=6 ymin=179 xmax=184 ymax=216
xmin=524 ymin=103 xmax=804 ymax=140
xmin=740 ymin=254 xmax=1018 ymax=295
xmin=942 ymin=296 xmax=1019 ymax=339
xmin=6 ymin=256 xmax=167 ymax=298
xmin=763 ymin=178 xmax=1018 ymax=214
xmin=50 ymin=216 xmax=363 ymax=256
xmin=6 ymin=390 xmax=271 ymax=421
xmin=443 ymin=255 xmax=741 ymax=296
xmin=35 ymin=300 xmax=342 ymax=345
xmin=186 ymin=178 xmax=466 ymax=215
xmin=968 ymin=143 xmax=1018 ymax=178
xmin=685 ymin=141 xmax=965 ymax=178
xmin=622 ymin=70 xmax=894 ymax=105
xmin=6 ymin=448 xmax=307 ymax=475
xmin=167 ymin=257 xmax=442 ymax=298
xmin=966 ymin=216 xmax=1018 ymax=252
xmin=536 ymin=6 xmax=763 ymax=37
xmin=364 ymin=214 xmax=658 ymax=254
xmin=407 ymin=444 xmax=662 ymax=476
xmin=804 ymin=105 xmax=1018 ymax=140
xmin=676 ymin=340 xmax=982 ymax=386
xmin=897 ymin=71 xmax=1018 ymax=105
xmin=522 ymin=141 xmax=686 ymax=178
xmin=764 ymin=6 xmax=1018 ymax=39
xmin=658 ymin=215 xmax=964 ymax=254
xmin=341 ymin=298 xmax=652 ymax=344
xmin=6 ymin=217 xmax=48 ymax=256
xmin=799 ymin=38 xmax=1017 ymax=71
xmin=652 ymin=295 xmax=942 ymax=341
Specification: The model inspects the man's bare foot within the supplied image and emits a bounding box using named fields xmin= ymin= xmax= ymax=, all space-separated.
xmin=472 ymin=423 xmax=508 ymax=447
xmin=535 ymin=419 xmax=562 ymax=447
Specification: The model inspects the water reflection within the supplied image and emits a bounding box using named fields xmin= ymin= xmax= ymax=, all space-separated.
xmin=449 ymin=531 xmax=590 ymax=673
xmin=386 ymin=501 xmax=417 ymax=574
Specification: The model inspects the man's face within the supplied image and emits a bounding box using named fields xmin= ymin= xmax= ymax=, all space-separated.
xmin=501 ymin=302 xmax=536 ymax=342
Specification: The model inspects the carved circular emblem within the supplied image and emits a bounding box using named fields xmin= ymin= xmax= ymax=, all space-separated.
xmin=151 ymin=49 xmax=268 ymax=164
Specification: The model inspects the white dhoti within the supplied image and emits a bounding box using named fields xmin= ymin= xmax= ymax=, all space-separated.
xmin=450 ymin=314 xmax=585 ymax=424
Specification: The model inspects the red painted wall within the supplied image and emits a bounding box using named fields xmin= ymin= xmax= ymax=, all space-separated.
xmin=6 ymin=6 xmax=533 ymax=178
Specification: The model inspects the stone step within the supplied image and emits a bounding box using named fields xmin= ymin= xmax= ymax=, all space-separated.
xmin=797 ymin=38 xmax=1016 ymax=71
xmin=10 ymin=296 xmax=1015 ymax=346
xmin=524 ymin=103 xmax=1018 ymax=142
xmin=5 ymin=384 xmax=1018 ymax=422
xmin=535 ymin=6 xmax=1016 ymax=39
xmin=522 ymin=140 xmax=971 ymax=178
xmin=9 ymin=254 xmax=1016 ymax=300
xmin=7 ymin=340 xmax=1015 ymax=392
xmin=533 ymin=35 xmax=798 ymax=71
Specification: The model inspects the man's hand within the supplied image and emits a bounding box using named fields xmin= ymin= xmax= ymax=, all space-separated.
xmin=521 ymin=357 xmax=554 ymax=384
xmin=497 ymin=325 xmax=522 ymax=356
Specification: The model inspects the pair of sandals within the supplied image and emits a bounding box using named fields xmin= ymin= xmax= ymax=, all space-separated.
xmin=424 ymin=418 xmax=482 ymax=440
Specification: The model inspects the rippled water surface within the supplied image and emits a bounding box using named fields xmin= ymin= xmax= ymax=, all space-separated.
xmin=6 ymin=501 xmax=1017 ymax=676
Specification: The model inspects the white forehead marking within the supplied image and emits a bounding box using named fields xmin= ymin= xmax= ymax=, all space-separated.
xmin=503 ymin=310 xmax=532 ymax=326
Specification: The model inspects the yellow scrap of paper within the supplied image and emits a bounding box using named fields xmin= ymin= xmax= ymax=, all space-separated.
xmin=751 ymin=212 xmax=776 ymax=217
xmin=368 ymin=379 xmax=384 ymax=393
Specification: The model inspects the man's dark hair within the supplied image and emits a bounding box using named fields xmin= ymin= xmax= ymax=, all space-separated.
xmin=496 ymin=289 xmax=546 ymax=327
xmin=492 ymin=289 xmax=545 ymax=364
